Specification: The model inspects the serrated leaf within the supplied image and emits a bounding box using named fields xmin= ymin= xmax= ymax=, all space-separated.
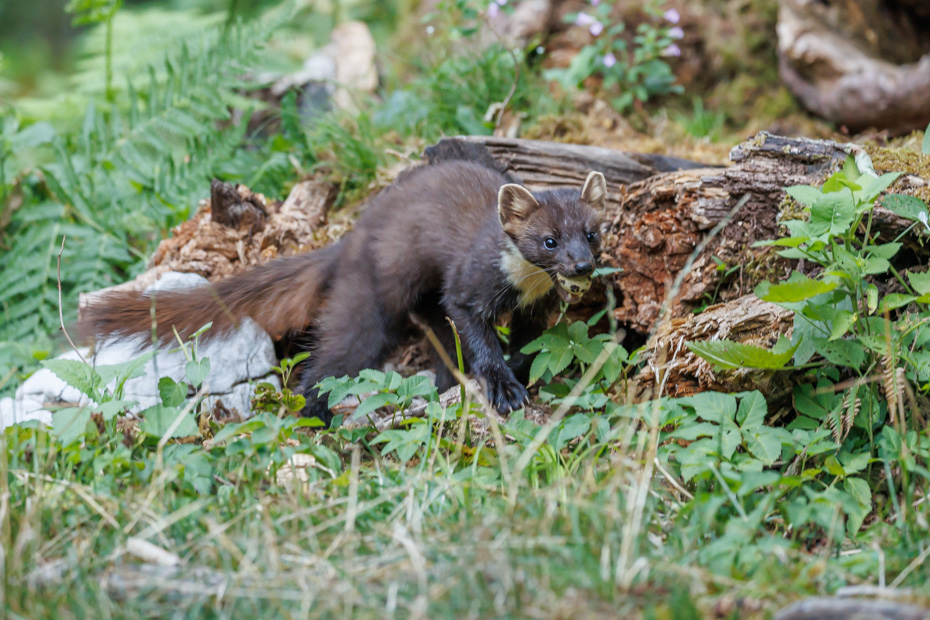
xmin=755 ymin=274 xmax=838 ymax=303
xmin=42 ymin=359 xmax=103 ymax=400
xmin=669 ymin=422 xmax=721 ymax=441
xmin=95 ymin=399 xmax=132 ymax=421
xmin=528 ymin=353 xmax=549 ymax=384
xmin=553 ymin=414 xmax=590 ymax=451
xmin=687 ymin=338 xmax=799 ymax=370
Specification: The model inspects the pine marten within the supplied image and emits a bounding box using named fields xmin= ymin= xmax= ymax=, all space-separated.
xmin=80 ymin=161 xmax=606 ymax=423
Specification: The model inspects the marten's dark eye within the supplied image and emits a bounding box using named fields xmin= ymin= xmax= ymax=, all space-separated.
xmin=544 ymin=238 xmax=558 ymax=249
xmin=586 ymin=231 xmax=597 ymax=242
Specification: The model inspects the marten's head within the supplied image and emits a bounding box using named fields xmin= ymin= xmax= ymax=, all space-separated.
xmin=498 ymin=171 xmax=605 ymax=304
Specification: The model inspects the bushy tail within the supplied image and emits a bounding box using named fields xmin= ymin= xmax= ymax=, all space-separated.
xmin=79 ymin=244 xmax=341 ymax=346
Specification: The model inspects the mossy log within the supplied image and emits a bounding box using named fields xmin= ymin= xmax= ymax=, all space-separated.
xmin=426 ymin=132 xmax=930 ymax=398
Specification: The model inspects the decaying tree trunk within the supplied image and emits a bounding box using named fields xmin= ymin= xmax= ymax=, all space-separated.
xmin=774 ymin=597 xmax=930 ymax=620
xmin=778 ymin=0 xmax=930 ymax=133
xmin=426 ymin=132 xmax=930 ymax=398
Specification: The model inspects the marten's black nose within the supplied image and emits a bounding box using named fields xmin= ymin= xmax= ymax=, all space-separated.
xmin=573 ymin=261 xmax=594 ymax=277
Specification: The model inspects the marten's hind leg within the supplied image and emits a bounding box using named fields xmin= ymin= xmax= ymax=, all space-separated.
xmin=296 ymin=288 xmax=400 ymax=425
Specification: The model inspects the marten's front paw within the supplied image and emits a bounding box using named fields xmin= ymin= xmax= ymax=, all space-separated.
xmin=482 ymin=365 xmax=529 ymax=413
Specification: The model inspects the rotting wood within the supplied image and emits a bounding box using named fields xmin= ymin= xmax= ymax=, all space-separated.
xmin=774 ymin=597 xmax=930 ymax=620
xmin=636 ymin=294 xmax=794 ymax=399
xmin=423 ymin=135 xmax=711 ymax=197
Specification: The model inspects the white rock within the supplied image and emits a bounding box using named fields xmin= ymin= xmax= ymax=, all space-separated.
xmin=4 ymin=271 xmax=280 ymax=430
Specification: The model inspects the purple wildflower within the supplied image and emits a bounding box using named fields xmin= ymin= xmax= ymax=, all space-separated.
xmin=575 ymin=12 xmax=596 ymax=26
xmin=664 ymin=8 xmax=680 ymax=24
xmin=591 ymin=0 xmax=600 ymax=5
xmin=668 ymin=26 xmax=684 ymax=39
xmin=589 ymin=21 xmax=604 ymax=36
xmin=496 ymin=0 xmax=507 ymax=5
xmin=603 ymin=52 xmax=617 ymax=68
xmin=662 ymin=43 xmax=681 ymax=57
xmin=487 ymin=2 xmax=499 ymax=17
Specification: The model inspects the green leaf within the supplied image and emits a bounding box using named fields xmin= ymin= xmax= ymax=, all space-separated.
xmin=785 ymin=185 xmax=821 ymax=207
xmin=95 ymin=399 xmax=132 ymax=421
xmin=353 ymin=392 xmax=395 ymax=419
xmin=736 ymin=391 xmax=767 ymax=430
xmin=844 ymin=477 xmax=871 ymax=508
xmin=879 ymin=294 xmax=916 ymax=312
xmin=185 ymin=358 xmax=211 ymax=388
xmin=744 ymin=431 xmax=781 ymax=465
xmin=687 ymin=338 xmax=799 ymax=370
xmin=860 ymin=172 xmax=902 ymax=203
xmin=158 ymin=377 xmax=188 ymax=407
xmin=810 ymin=191 xmax=855 ymax=236
xmin=139 ymin=405 xmax=199 ymax=439
xmin=923 ymin=122 xmax=930 ymax=155
xmin=882 ymin=194 xmax=929 ymax=223
xmin=52 ymin=407 xmax=91 ymax=446
xmin=907 ymin=270 xmax=930 ymax=295
xmin=829 ymin=311 xmax=857 ymax=341
xmin=669 ymin=422 xmax=721 ymax=441
xmin=686 ymin=392 xmax=736 ymax=423
xmin=42 ymin=359 xmax=104 ymax=400
xmin=553 ymin=414 xmax=591 ymax=451
xmin=755 ymin=274 xmax=838 ymax=303
xmin=528 ymin=353 xmax=550 ymax=385
xmin=814 ymin=338 xmax=866 ymax=368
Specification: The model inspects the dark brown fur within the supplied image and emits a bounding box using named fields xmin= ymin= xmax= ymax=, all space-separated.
xmin=79 ymin=161 xmax=605 ymax=423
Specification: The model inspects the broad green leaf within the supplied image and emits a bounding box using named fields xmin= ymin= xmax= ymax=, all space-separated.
xmin=139 ymin=405 xmax=199 ymax=439
xmin=353 ymin=392 xmax=395 ymax=419
xmin=882 ymin=194 xmax=928 ymax=223
xmin=813 ymin=338 xmax=866 ymax=368
xmin=528 ymin=353 xmax=549 ymax=384
xmin=810 ymin=191 xmax=855 ymax=236
xmin=185 ymin=358 xmax=211 ymax=388
xmin=553 ymin=414 xmax=591 ymax=451
xmin=158 ymin=377 xmax=188 ymax=407
xmin=828 ymin=311 xmax=857 ymax=341
xmin=52 ymin=406 xmax=91 ymax=446
xmin=687 ymin=338 xmax=799 ymax=370
xmin=860 ymin=172 xmax=902 ymax=203
xmin=866 ymin=242 xmax=902 ymax=260
xmin=907 ymin=270 xmax=930 ymax=295
xmin=95 ymin=399 xmax=132 ymax=421
xmin=42 ymin=359 xmax=104 ymax=400
xmin=844 ymin=477 xmax=871 ymax=508
xmin=785 ymin=185 xmax=821 ymax=207
xmin=879 ymin=293 xmax=916 ymax=312
xmin=669 ymin=422 xmax=721 ymax=441
xmin=755 ymin=274 xmax=838 ymax=303
xmin=744 ymin=431 xmax=781 ymax=465
xmin=685 ymin=392 xmax=736 ymax=423
xmin=736 ymin=391 xmax=767 ymax=430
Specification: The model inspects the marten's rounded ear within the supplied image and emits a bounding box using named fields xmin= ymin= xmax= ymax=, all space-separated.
xmin=581 ymin=171 xmax=607 ymax=209
xmin=498 ymin=184 xmax=540 ymax=230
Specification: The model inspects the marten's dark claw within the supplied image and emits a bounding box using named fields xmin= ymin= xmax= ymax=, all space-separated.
xmin=482 ymin=365 xmax=530 ymax=414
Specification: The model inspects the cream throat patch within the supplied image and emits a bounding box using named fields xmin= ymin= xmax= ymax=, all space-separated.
xmin=499 ymin=240 xmax=553 ymax=307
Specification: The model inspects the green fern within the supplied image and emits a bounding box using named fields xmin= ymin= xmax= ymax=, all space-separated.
xmin=0 ymin=6 xmax=293 ymax=350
